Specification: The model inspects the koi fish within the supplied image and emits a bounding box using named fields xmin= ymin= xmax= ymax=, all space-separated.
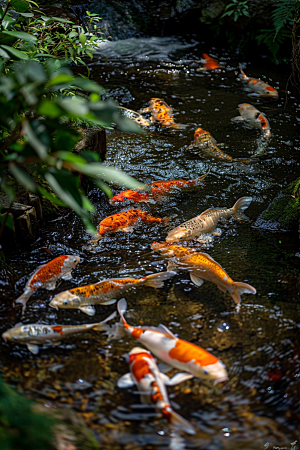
xmin=2 ymin=311 xmax=116 ymax=354
xmin=117 ymin=298 xmax=228 ymax=382
xmin=15 ymin=255 xmax=80 ymax=315
xmin=232 ymin=103 xmax=271 ymax=138
xmin=118 ymin=347 xmax=196 ymax=435
xmin=92 ymin=208 xmax=168 ymax=243
xmin=151 ymin=242 xmax=256 ymax=311
xmin=109 ymin=172 xmax=209 ymax=204
xmin=187 ymin=128 xmax=234 ymax=161
xmin=165 ymin=197 xmax=252 ymax=243
xmin=139 ymin=98 xmax=182 ymax=129
xmin=119 ymin=106 xmax=151 ymax=127
xmin=49 ymin=271 xmax=175 ymax=316
xmin=197 ymin=53 xmax=219 ymax=71
xmin=240 ymin=67 xmax=278 ymax=98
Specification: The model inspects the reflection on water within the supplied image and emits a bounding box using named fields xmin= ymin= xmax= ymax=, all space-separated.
xmin=1 ymin=37 xmax=300 ymax=449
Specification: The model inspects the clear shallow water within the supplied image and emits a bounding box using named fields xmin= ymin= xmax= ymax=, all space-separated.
xmin=1 ymin=37 xmax=300 ymax=449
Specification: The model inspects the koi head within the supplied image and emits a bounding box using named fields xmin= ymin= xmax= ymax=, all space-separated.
xmin=166 ymin=227 xmax=192 ymax=243
xmin=99 ymin=217 xmax=118 ymax=235
xmin=64 ymin=255 xmax=81 ymax=270
xmin=194 ymin=360 xmax=228 ymax=382
xmin=49 ymin=291 xmax=81 ymax=309
xmin=193 ymin=128 xmax=208 ymax=143
xmin=151 ymin=241 xmax=179 ymax=257
xmin=264 ymin=86 xmax=278 ymax=97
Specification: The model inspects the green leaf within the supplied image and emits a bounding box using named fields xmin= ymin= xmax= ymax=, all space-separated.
xmin=9 ymin=163 xmax=37 ymax=193
xmin=37 ymin=99 xmax=63 ymax=118
xmin=74 ymin=163 xmax=147 ymax=190
xmin=58 ymin=97 xmax=89 ymax=116
xmin=24 ymin=122 xmax=48 ymax=159
xmin=47 ymin=74 xmax=74 ymax=87
xmin=10 ymin=0 xmax=29 ymax=13
xmin=53 ymin=151 xmax=88 ymax=165
xmin=17 ymin=12 xmax=34 ymax=17
xmin=0 ymin=46 xmax=10 ymax=59
xmin=0 ymin=45 xmax=29 ymax=59
xmin=2 ymin=30 xmax=37 ymax=43
xmin=79 ymin=33 xmax=87 ymax=45
xmin=71 ymin=77 xmax=104 ymax=93
xmin=92 ymin=178 xmax=112 ymax=198
xmin=37 ymin=186 xmax=67 ymax=206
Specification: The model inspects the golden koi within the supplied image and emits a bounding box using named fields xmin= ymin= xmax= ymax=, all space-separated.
xmin=197 ymin=53 xmax=219 ymax=71
xmin=187 ymin=128 xmax=234 ymax=161
xmin=151 ymin=242 xmax=256 ymax=310
xmin=2 ymin=311 xmax=116 ymax=354
xmin=117 ymin=347 xmax=196 ymax=435
xmin=92 ymin=208 xmax=168 ymax=243
xmin=117 ymin=299 xmax=228 ymax=382
xmin=166 ymin=197 xmax=252 ymax=243
xmin=50 ymin=271 xmax=175 ymax=316
xmin=240 ymin=67 xmax=278 ymax=97
xmin=139 ymin=98 xmax=182 ymax=129
xmin=232 ymin=103 xmax=271 ymax=138
xmin=109 ymin=173 xmax=209 ymax=204
xmin=15 ymin=255 xmax=80 ymax=315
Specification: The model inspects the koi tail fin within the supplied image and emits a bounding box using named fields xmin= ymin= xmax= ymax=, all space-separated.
xmin=117 ymin=298 xmax=128 ymax=327
xmin=162 ymin=216 xmax=171 ymax=225
xmin=15 ymin=290 xmax=33 ymax=315
xmin=232 ymin=196 xmax=252 ymax=221
xmin=92 ymin=311 xmax=117 ymax=331
xmin=169 ymin=123 xmax=184 ymax=130
xmin=163 ymin=408 xmax=196 ymax=435
xmin=239 ymin=65 xmax=248 ymax=79
xmin=230 ymin=282 xmax=256 ymax=312
xmin=142 ymin=271 xmax=176 ymax=288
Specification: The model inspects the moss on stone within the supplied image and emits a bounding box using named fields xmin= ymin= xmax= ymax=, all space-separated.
xmin=263 ymin=178 xmax=300 ymax=230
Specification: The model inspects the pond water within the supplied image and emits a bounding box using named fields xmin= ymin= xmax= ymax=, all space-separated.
xmin=1 ymin=37 xmax=300 ymax=449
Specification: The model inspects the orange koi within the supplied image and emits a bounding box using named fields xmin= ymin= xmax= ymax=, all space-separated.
xmin=151 ymin=242 xmax=256 ymax=311
xmin=92 ymin=208 xmax=168 ymax=242
xmin=49 ymin=271 xmax=175 ymax=316
xmin=139 ymin=98 xmax=182 ymax=129
xmin=199 ymin=53 xmax=219 ymax=71
xmin=109 ymin=172 xmax=209 ymax=204
xmin=240 ymin=67 xmax=278 ymax=98
xmin=117 ymin=299 xmax=228 ymax=383
xmin=117 ymin=347 xmax=196 ymax=434
xmin=15 ymin=255 xmax=80 ymax=315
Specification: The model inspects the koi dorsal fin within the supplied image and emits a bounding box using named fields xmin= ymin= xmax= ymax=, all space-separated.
xmin=157 ymin=324 xmax=177 ymax=339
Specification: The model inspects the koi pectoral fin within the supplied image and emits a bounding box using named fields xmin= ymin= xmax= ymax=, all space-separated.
xmin=190 ymin=273 xmax=205 ymax=287
xmin=45 ymin=281 xmax=57 ymax=290
xmin=231 ymin=116 xmax=244 ymax=122
xmin=27 ymin=344 xmax=39 ymax=355
xmin=166 ymin=372 xmax=194 ymax=386
xmin=167 ymin=261 xmax=177 ymax=272
xmin=79 ymin=305 xmax=96 ymax=316
xmin=120 ymin=227 xmax=134 ymax=233
xmin=61 ymin=271 xmax=72 ymax=281
xmin=117 ymin=372 xmax=135 ymax=388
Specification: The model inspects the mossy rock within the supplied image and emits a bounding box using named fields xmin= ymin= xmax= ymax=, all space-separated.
xmin=263 ymin=178 xmax=300 ymax=231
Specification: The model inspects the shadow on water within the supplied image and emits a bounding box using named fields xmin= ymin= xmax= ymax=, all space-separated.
xmin=1 ymin=37 xmax=300 ymax=449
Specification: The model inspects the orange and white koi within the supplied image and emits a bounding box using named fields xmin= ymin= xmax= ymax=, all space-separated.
xmin=2 ymin=311 xmax=116 ymax=354
xmin=117 ymin=347 xmax=196 ymax=434
xmin=240 ymin=67 xmax=278 ymax=98
xmin=139 ymin=98 xmax=182 ymax=129
xmin=232 ymin=103 xmax=271 ymax=138
xmin=197 ymin=53 xmax=219 ymax=71
xmin=117 ymin=299 xmax=228 ymax=382
xmin=187 ymin=128 xmax=234 ymax=161
xmin=49 ymin=271 xmax=175 ymax=316
xmin=166 ymin=197 xmax=252 ymax=243
xmin=92 ymin=208 xmax=168 ymax=242
xmin=151 ymin=242 xmax=256 ymax=311
xmin=109 ymin=173 xmax=209 ymax=204
xmin=15 ymin=255 xmax=80 ymax=314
